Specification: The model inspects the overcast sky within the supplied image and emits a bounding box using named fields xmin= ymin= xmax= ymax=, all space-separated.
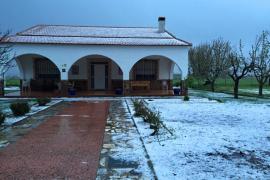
xmin=1 ymin=0 xmax=269 ymax=47
xmin=0 ymin=0 xmax=269 ymax=75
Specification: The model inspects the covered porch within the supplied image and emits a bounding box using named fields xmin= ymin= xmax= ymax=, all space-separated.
xmin=11 ymin=53 xmax=187 ymax=97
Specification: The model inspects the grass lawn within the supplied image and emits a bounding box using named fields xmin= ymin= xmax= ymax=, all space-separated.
xmin=5 ymin=79 xmax=20 ymax=87
xmin=190 ymin=77 xmax=270 ymax=98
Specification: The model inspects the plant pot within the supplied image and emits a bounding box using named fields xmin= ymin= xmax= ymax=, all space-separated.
xmin=68 ymin=88 xmax=76 ymax=96
xmin=173 ymin=88 xmax=180 ymax=96
xmin=115 ymin=88 xmax=123 ymax=95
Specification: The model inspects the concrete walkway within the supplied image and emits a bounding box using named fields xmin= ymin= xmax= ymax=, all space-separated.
xmin=0 ymin=101 xmax=109 ymax=179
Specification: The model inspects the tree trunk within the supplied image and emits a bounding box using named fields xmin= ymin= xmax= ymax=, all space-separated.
xmin=210 ymin=81 xmax=215 ymax=92
xmin=259 ymin=83 xmax=263 ymax=96
xmin=0 ymin=79 xmax=4 ymax=97
xmin=233 ymin=79 xmax=239 ymax=99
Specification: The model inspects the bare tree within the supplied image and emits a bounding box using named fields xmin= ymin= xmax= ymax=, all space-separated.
xmin=189 ymin=43 xmax=212 ymax=85
xmin=0 ymin=31 xmax=15 ymax=95
xmin=250 ymin=31 xmax=270 ymax=96
xmin=228 ymin=41 xmax=252 ymax=98
xmin=189 ymin=39 xmax=231 ymax=92
xmin=206 ymin=38 xmax=231 ymax=92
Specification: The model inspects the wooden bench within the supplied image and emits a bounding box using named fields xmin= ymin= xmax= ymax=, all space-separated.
xmin=130 ymin=81 xmax=150 ymax=91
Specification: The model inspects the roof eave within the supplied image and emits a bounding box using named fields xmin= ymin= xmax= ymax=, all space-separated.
xmin=4 ymin=41 xmax=191 ymax=47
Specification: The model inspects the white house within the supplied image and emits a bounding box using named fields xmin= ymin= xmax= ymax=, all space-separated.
xmin=5 ymin=17 xmax=191 ymax=96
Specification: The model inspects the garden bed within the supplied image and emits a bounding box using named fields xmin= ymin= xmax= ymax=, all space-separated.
xmin=0 ymin=99 xmax=62 ymax=127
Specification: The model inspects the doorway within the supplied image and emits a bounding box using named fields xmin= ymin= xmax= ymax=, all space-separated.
xmin=90 ymin=63 xmax=108 ymax=90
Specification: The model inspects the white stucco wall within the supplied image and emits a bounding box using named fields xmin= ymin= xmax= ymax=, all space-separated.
xmin=111 ymin=61 xmax=123 ymax=80
xmin=16 ymin=54 xmax=34 ymax=80
xmin=11 ymin=44 xmax=190 ymax=80
xmin=158 ymin=57 xmax=173 ymax=80
xmin=68 ymin=58 xmax=88 ymax=80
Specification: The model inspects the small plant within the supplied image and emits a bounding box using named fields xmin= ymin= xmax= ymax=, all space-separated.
xmin=133 ymin=99 xmax=147 ymax=117
xmin=36 ymin=97 xmax=51 ymax=106
xmin=173 ymin=81 xmax=181 ymax=87
xmin=183 ymin=95 xmax=190 ymax=101
xmin=10 ymin=102 xmax=30 ymax=116
xmin=132 ymin=99 xmax=173 ymax=138
xmin=0 ymin=111 xmax=5 ymax=125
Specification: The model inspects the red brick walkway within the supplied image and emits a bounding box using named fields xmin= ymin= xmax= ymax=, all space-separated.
xmin=0 ymin=101 xmax=109 ymax=179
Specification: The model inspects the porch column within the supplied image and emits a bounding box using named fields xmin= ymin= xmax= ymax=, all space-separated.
xmin=122 ymin=70 xmax=130 ymax=96
xmin=59 ymin=64 xmax=69 ymax=96
xmin=180 ymin=79 xmax=188 ymax=96
xmin=60 ymin=80 xmax=69 ymax=96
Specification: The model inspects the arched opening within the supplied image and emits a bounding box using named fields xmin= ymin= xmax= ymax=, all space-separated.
xmin=68 ymin=55 xmax=123 ymax=95
xmin=16 ymin=54 xmax=60 ymax=93
xmin=129 ymin=55 xmax=182 ymax=95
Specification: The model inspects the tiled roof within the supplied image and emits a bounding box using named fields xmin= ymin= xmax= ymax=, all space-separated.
xmin=6 ymin=25 xmax=192 ymax=46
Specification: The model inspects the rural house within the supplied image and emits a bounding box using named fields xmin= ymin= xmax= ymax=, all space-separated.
xmin=5 ymin=17 xmax=191 ymax=96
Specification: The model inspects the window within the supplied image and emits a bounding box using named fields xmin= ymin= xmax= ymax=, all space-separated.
xmin=133 ymin=60 xmax=158 ymax=80
xmin=71 ymin=65 xmax=79 ymax=75
xmin=35 ymin=58 xmax=60 ymax=79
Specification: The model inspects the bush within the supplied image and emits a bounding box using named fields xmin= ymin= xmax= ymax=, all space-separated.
xmin=0 ymin=111 xmax=5 ymax=125
xmin=187 ymin=76 xmax=196 ymax=88
xmin=133 ymin=99 xmax=147 ymax=117
xmin=36 ymin=97 xmax=51 ymax=106
xmin=183 ymin=95 xmax=190 ymax=101
xmin=10 ymin=102 xmax=30 ymax=116
xmin=173 ymin=81 xmax=181 ymax=87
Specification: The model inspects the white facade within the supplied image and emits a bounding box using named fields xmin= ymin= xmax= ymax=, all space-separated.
xmin=14 ymin=44 xmax=189 ymax=81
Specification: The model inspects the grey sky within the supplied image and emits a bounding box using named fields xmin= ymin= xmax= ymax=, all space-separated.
xmin=1 ymin=0 xmax=269 ymax=48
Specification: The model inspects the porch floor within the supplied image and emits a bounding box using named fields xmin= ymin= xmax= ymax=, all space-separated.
xmin=5 ymin=90 xmax=175 ymax=97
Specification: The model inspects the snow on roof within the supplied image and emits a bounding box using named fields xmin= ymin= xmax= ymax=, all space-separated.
xmin=6 ymin=25 xmax=191 ymax=46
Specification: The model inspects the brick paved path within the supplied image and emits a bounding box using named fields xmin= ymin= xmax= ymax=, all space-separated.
xmin=0 ymin=101 xmax=109 ymax=179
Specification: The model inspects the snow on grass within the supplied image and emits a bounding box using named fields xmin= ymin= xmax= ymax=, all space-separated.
xmin=4 ymin=86 xmax=20 ymax=91
xmin=127 ymin=97 xmax=270 ymax=179
xmin=3 ymin=100 xmax=62 ymax=125
xmin=239 ymin=88 xmax=270 ymax=95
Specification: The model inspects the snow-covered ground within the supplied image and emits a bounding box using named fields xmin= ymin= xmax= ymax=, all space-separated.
xmin=128 ymin=97 xmax=270 ymax=179
xmin=2 ymin=100 xmax=62 ymax=126
xmin=239 ymin=88 xmax=270 ymax=95
xmin=4 ymin=86 xmax=20 ymax=91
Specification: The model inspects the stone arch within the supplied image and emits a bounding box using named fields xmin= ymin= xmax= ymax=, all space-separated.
xmin=127 ymin=55 xmax=184 ymax=94
xmin=16 ymin=53 xmax=61 ymax=91
xmin=67 ymin=54 xmax=123 ymax=91
xmin=129 ymin=55 xmax=182 ymax=80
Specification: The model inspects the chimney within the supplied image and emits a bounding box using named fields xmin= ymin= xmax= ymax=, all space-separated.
xmin=158 ymin=17 xmax=166 ymax=33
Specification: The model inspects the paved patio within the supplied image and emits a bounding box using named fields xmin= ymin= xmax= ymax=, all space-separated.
xmin=0 ymin=101 xmax=109 ymax=179
xmin=5 ymin=90 xmax=175 ymax=98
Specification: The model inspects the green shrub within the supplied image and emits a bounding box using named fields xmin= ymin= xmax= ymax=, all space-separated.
xmin=10 ymin=102 xmax=30 ymax=116
xmin=133 ymin=99 xmax=147 ymax=117
xmin=187 ymin=76 xmax=195 ymax=88
xmin=36 ymin=97 xmax=51 ymax=106
xmin=0 ymin=111 xmax=5 ymax=125
xmin=173 ymin=81 xmax=181 ymax=87
xmin=183 ymin=95 xmax=190 ymax=101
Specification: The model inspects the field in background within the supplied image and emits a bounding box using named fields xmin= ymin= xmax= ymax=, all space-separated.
xmin=189 ymin=76 xmax=270 ymax=98
xmin=5 ymin=78 xmax=20 ymax=87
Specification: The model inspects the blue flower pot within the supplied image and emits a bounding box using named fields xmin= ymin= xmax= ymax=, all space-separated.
xmin=173 ymin=88 xmax=180 ymax=96
xmin=68 ymin=88 xmax=76 ymax=96
xmin=115 ymin=88 xmax=123 ymax=95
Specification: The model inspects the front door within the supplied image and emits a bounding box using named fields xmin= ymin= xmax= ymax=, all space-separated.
xmin=91 ymin=63 xmax=108 ymax=90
